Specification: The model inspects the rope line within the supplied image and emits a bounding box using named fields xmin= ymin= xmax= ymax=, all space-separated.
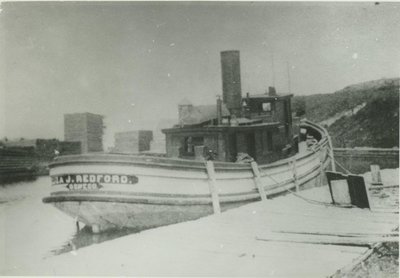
xmin=260 ymin=146 xmax=355 ymax=208
xmin=261 ymin=167 xmax=350 ymax=208
xmin=324 ymin=151 xmax=352 ymax=174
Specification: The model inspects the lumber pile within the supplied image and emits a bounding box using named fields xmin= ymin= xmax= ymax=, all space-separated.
xmin=64 ymin=113 xmax=104 ymax=153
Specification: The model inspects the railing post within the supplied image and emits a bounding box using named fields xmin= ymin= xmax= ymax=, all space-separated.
xmin=291 ymin=159 xmax=299 ymax=192
xmin=327 ymin=135 xmax=336 ymax=172
xmin=251 ymin=161 xmax=267 ymax=201
xmin=318 ymin=148 xmax=325 ymax=187
xmin=206 ymin=160 xmax=221 ymax=214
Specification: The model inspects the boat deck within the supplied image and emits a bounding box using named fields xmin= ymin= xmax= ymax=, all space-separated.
xmin=34 ymin=185 xmax=398 ymax=276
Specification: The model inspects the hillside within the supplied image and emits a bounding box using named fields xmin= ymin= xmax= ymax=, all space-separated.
xmin=292 ymin=78 xmax=399 ymax=148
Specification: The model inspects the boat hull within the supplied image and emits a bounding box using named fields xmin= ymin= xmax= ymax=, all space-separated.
xmin=43 ymin=121 xmax=333 ymax=232
xmin=50 ymin=199 xmax=254 ymax=232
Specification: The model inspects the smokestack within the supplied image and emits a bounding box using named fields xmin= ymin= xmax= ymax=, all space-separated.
xmin=221 ymin=50 xmax=242 ymax=117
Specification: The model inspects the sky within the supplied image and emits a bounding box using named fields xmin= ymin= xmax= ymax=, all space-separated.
xmin=0 ymin=1 xmax=399 ymax=148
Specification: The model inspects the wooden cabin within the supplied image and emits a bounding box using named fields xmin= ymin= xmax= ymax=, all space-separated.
xmin=162 ymin=51 xmax=298 ymax=164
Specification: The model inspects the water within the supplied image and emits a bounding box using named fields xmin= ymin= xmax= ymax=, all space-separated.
xmin=0 ymin=177 xmax=139 ymax=274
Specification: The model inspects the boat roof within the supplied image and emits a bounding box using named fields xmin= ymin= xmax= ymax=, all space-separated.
xmin=163 ymin=121 xmax=280 ymax=134
xmin=246 ymin=93 xmax=293 ymax=100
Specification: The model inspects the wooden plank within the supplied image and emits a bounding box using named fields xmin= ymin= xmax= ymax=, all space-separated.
xmin=347 ymin=174 xmax=371 ymax=209
xmin=331 ymin=179 xmax=351 ymax=205
xmin=250 ymin=161 xmax=267 ymax=201
xmin=206 ymin=160 xmax=221 ymax=214
xmin=369 ymin=184 xmax=399 ymax=189
xmin=255 ymin=234 xmax=398 ymax=247
xmin=272 ymin=230 xmax=399 ymax=238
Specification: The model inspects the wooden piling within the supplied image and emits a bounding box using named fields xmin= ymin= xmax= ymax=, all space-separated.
xmin=251 ymin=161 xmax=267 ymax=201
xmin=370 ymin=164 xmax=383 ymax=186
xmin=206 ymin=160 xmax=221 ymax=214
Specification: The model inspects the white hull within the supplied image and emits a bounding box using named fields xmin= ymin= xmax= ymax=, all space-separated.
xmin=43 ymin=121 xmax=334 ymax=232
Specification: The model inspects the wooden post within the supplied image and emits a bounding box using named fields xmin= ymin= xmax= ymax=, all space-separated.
xmin=75 ymin=217 xmax=80 ymax=232
xmin=327 ymin=135 xmax=336 ymax=172
xmin=291 ymin=159 xmax=299 ymax=192
xmin=251 ymin=161 xmax=267 ymax=201
xmin=370 ymin=164 xmax=382 ymax=186
xmin=206 ymin=161 xmax=221 ymax=214
xmin=318 ymin=149 xmax=325 ymax=187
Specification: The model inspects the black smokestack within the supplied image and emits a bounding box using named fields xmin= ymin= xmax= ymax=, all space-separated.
xmin=221 ymin=50 xmax=242 ymax=117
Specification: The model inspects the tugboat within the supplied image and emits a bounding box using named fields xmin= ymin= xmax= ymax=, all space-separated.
xmin=43 ymin=50 xmax=334 ymax=233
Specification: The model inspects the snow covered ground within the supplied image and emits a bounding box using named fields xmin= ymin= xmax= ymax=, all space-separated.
xmin=319 ymin=102 xmax=367 ymax=127
xmin=1 ymin=169 xmax=397 ymax=276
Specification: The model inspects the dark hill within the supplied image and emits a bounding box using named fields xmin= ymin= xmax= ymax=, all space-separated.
xmin=292 ymin=78 xmax=399 ymax=148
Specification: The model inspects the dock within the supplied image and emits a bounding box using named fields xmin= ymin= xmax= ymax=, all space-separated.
xmin=24 ymin=185 xmax=397 ymax=276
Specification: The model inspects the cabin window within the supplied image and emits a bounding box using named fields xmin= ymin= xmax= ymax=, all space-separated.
xmin=262 ymin=102 xmax=272 ymax=112
xmin=183 ymin=136 xmax=204 ymax=156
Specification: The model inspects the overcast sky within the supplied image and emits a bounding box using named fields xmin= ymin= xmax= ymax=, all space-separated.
xmin=1 ymin=1 xmax=399 ymax=147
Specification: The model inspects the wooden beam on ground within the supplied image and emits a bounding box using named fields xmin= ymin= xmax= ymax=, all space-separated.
xmin=255 ymin=234 xmax=398 ymax=248
xmin=251 ymin=161 xmax=267 ymax=201
xmin=272 ymin=230 xmax=399 ymax=238
xmin=206 ymin=160 xmax=221 ymax=214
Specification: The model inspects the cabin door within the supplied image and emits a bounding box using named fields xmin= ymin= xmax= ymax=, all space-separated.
xmin=246 ymin=132 xmax=256 ymax=160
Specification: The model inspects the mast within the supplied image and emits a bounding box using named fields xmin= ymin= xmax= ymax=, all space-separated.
xmin=271 ymin=50 xmax=275 ymax=87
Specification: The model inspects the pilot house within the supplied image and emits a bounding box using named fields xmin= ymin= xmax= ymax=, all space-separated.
xmin=162 ymin=50 xmax=298 ymax=164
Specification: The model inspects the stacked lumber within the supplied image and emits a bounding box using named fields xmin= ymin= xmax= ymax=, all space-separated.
xmin=86 ymin=114 xmax=104 ymax=152
xmin=64 ymin=113 xmax=104 ymax=153
xmin=0 ymin=148 xmax=37 ymax=184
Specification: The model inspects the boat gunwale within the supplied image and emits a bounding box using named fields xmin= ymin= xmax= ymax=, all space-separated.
xmin=48 ymin=120 xmax=330 ymax=179
xmin=48 ymin=151 xmax=327 ymax=181
xmin=49 ymin=142 xmax=327 ymax=172
xmin=43 ymin=154 xmax=329 ymax=206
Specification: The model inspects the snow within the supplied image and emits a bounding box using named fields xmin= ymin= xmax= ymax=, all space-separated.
xmin=363 ymin=168 xmax=399 ymax=186
xmin=1 ymin=173 xmax=397 ymax=276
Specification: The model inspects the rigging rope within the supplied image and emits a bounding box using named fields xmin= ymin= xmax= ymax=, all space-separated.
xmin=260 ymin=145 xmax=354 ymax=208
xmin=263 ymin=170 xmax=352 ymax=208
xmin=310 ymin=140 xmax=353 ymax=174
